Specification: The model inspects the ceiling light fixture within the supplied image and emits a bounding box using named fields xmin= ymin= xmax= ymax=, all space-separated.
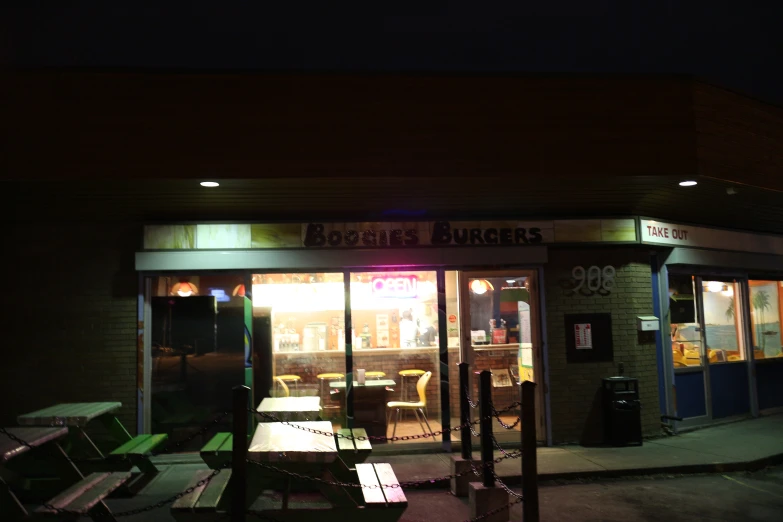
xmin=679 ymin=180 xmax=697 ymax=187
xmin=172 ymin=281 xmax=199 ymax=297
xmin=200 ymin=181 xmax=220 ymax=187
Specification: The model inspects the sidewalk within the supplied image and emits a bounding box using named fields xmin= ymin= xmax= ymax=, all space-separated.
xmin=366 ymin=413 xmax=783 ymax=486
xmin=99 ymin=414 xmax=783 ymax=521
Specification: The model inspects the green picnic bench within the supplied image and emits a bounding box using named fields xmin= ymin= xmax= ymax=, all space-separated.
xmin=37 ymin=471 xmax=132 ymax=521
xmin=200 ymin=432 xmax=233 ymax=469
xmin=108 ymin=433 xmax=169 ymax=474
xmin=335 ymin=428 xmax=372 ymax=467
xmin=18 ymin=402 xmax=168 ymax=481
xmin=171 ymin=469 xmax=232 ymax=521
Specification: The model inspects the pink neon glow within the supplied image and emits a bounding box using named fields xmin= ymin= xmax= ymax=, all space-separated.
xmin=372 ymin=276 xmax=418 ymax=298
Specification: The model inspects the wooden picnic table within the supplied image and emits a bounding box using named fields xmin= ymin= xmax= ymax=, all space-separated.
xmin=247 ymin=421 xmax=360 ymax=510
xmin=17 ymin=402 xmax=131 ymax=460
xmin=248 ymin=421 xmax=337 ymax=463
xmin=18 ymin=402 xmax=123 ymax=428
xmin=257 ymin=396 xmax=322 ymax=422
xmin=17 ymin=402 xmax=167 ymax=479
xmin=245 ymin=421 xmax=404 ymax=521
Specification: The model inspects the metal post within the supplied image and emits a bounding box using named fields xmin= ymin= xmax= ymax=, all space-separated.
xmin=459 ymin=362 xmax=472 ymax=459
xmin=522 ymin=381 xmax=539 ymax=522
xmin=479 ymin=370 xmax=494 ymax=487
xmin=232 ymin=385 xmax=249 ymax=522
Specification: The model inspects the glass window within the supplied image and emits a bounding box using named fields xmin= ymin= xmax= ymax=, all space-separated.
xmin=701 ymin=279 xmax=746 ymax=363
xmin=150 ymin=274 xmax=247 ymax=449
xmin=349 ymin=270 xmax=441 ymax=444
xmin=749 ymin=281 xmax=783 ymax=359
xmin=252 ymin=273 xmax=346 ymax=431
xmin=668 ymin=274 xmax=703 ymax=367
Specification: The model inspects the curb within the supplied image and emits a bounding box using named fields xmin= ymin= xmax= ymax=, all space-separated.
xmin=404 ymin=452 xmax=783 ymax=490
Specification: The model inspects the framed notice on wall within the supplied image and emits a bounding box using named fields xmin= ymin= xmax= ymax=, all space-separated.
xmin=564 ymin=313 xmax=613 ymax=363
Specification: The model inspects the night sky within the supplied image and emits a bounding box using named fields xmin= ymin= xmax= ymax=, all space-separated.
xmin=2 ymin=2 xmax=782 ymax=105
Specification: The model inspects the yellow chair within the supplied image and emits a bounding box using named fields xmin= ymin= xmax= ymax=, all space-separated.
xmin=365 ymin=371 xmax=386 ymax=380
xmin=387 ymin=371 xmax=434 ymax=440
xmin=276 ymin=374 xmax=301 ymax=394
xmin=316 ymin=373 xmax=345 ymax=411
xmin=274 ymin=377 xmax=290 ymax=398
xmin=398 ymin=369 xmax=425 ymax=401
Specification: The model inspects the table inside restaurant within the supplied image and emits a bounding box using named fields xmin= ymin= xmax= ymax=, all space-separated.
xmin=329 ymin=380 xmax=396 ymax=441
xmin=257 ymin=396 xmax=322 ymax=422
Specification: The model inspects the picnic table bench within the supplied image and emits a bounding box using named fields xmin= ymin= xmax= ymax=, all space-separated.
xmin=171 ymin=469 xmax=232 ymax=521
xmin=1 ymin=426 xmax=130 ymax=521
xmin=181 ymin=420 xmax=403 ymax=521
xmin=36 ymin=471 xmax=132 ymax=521
xmin=335 ymin=428 xmax=372 ymax=467
xmin=200 ymin=432 xmax=234 ymax=470
xmin=17 ymin=402 xmax=168 ymax=481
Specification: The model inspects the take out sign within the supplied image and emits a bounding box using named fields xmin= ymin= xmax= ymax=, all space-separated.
xmin=640 ymin=219 xmax=783 ymax=255
xmin=643 ymin=223 xmax=690 ymax=241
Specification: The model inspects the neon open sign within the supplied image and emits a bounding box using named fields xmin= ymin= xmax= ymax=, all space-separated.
xmin=372 ymin=276 xmax=418 ymax=298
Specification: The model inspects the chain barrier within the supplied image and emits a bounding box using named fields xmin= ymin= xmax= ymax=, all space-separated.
xmin=250 ymin=400 xmax=524 ymax=443
xmin=465 ymin=387 xmax=478 ymax=409
xmin=492 ymin=400 xmax=522 ymax=430
xmin=151 ymin=411 xmax=230 ymax=456
xmin=250 ymin=408 xmax=484 ymax=443
xmin=490 ymin=468 xmax=524 ymax=499
xmin=246 ymin=450 xmax=521 ymax=490
xmin=0 ymin=427 xmax=34 ymax=449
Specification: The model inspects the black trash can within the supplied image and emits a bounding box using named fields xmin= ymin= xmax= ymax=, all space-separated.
xmin=602 ymin=377 xmax=642 ymax=446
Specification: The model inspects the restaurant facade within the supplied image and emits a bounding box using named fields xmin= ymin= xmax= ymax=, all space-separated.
xmin=3 ymin=71 xmax=783 ymax=451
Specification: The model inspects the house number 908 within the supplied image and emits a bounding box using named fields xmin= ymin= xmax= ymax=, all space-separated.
xmin=572 ymin=265 xmax=616 ymax=293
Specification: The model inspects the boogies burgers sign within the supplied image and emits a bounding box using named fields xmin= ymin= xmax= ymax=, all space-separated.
xmin=303 ymin=221 xmax=551 ymax=248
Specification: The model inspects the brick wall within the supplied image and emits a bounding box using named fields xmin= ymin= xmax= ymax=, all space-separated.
xmin=447 ymin=348 xmax=520 ymax=418
xmin=0 ymin=223 xmax=140 ymax=434
xmin=545 ymin=248 xmax=661 ymax=444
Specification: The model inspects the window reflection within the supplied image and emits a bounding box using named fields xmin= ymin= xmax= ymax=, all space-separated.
xmin=701 ymin=280 xmax=746 ymax=363
xmin=749 ymin=281 xmax=783 ymax=359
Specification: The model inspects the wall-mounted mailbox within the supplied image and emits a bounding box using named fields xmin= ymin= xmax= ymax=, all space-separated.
xmin=637 ymin=316 xmax=660 ymax=331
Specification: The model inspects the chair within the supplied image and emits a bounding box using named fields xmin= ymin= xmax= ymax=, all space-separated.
xmin=317 ymin=373 xmax=345 ymax=412
xmin=276 ymin=374 xmax=301 ymax=394
xmin=398 ymin=369 xmax=425 ymax=401
xmin=365 ymin=371 xmax=386 ymax=380
xmin=386 ymin=371 xmax=434 ymax=440
xmin=274 ymin=377 xmax=290 ymax=398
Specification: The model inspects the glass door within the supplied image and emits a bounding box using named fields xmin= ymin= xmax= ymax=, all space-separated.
xmin=669 ymin=274 xmax=752 ymax=427
xmin=348 ymin=270 xmax=442 ymax=445
xmin=700 ymin=277 xmax=751 ymax=420
xmin=458 ymin=270 xmax=545 ymax=444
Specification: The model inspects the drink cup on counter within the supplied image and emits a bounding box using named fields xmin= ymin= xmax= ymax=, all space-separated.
xmin=357 ymin=368 xmax=366 ymax=384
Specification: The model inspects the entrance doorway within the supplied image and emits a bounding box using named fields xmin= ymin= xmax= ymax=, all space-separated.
xmin=456 ymin=270 xmax=546 ymax=444
xmin=669 ymin=274 xmax=753 ymax=427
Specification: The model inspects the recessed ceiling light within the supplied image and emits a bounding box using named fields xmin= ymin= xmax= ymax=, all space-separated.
xmin=200 ymin=181 xmax=220 ymax=187
xmin=679 ymin=180 xmax=697 ymax=187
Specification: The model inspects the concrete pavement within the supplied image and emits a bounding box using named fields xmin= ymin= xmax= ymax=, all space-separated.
xmin=367 ymin=413 xmax=783 ymax=485
xmin=89 ymin=413 xmax=783 ymax=521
